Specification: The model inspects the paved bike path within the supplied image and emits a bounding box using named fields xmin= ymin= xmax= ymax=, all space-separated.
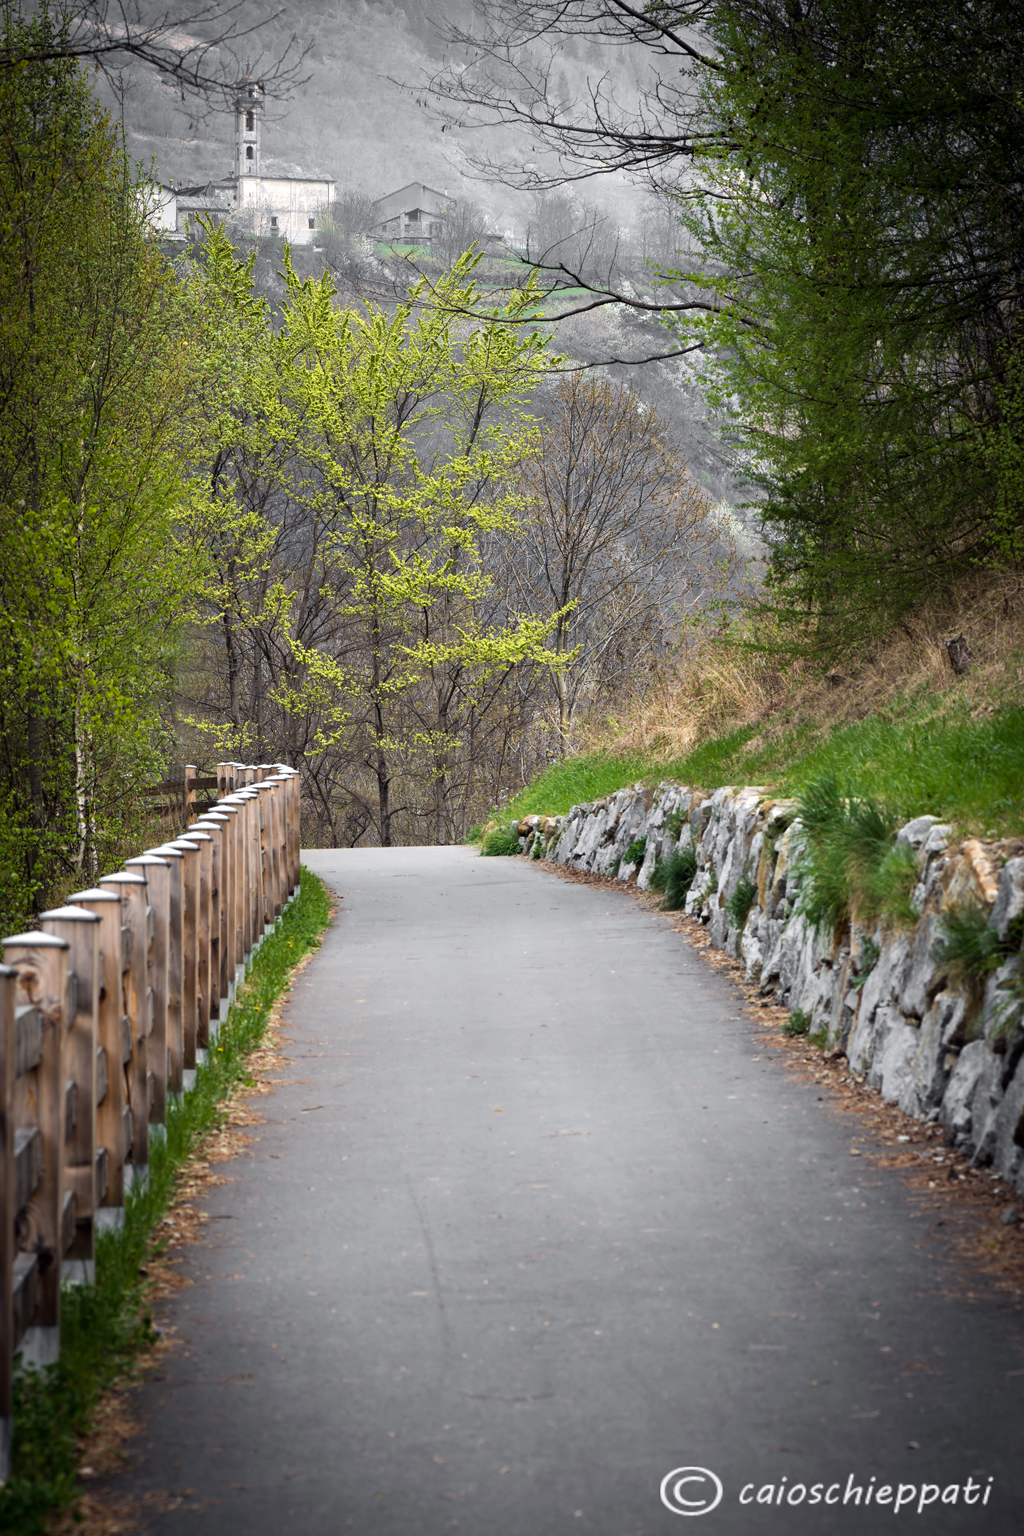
xmin=106 ymin=846 xmax=1023 ymax=1534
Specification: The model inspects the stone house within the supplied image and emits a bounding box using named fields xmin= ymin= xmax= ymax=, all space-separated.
xmin=373 ymin=182 xmax=449 ymax=245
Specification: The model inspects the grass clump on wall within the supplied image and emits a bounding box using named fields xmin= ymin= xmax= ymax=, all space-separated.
xmin=933 ymin=907 xmax=1023 ymax=995
xmin=796 ymin=772 xmax=919 ymax=933
xmin=651 ymin=846 xmax=699 ymax=911
xmin=725 ymin=878 xmax=759 ymax=931
xmin=0 ymin=869 xmax=332 ymax=1535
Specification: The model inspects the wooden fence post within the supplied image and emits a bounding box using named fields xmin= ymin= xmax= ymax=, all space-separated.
xmin=253 ymin=784 xmax=273 ymax=936
xmin=218 ymin=795 xmax=252 ymax=967
xmin=124 ymin=855 xmax=171 ymax=1130
xmin=66 ymin=887 xmax=128 ymax=1222
xmin=256 ymin=769 xmax=283 ymax=923
xmin=190 ymin=814 xmax=228 ymax=1025
xmin=96 ymin=871 xmax=150 ymax=1185
xmin=0 ymin=932 xmax=72 ymax=1367
xmin=239 ymin=789 xmax=261 ymax=956
xmin=165 ymin=840 xmax=200 ymax=1080
xmin=269 ymin=780 xmax=283 ymax=920
xmin=212 ymin=801 xmax=242 ymax=998
xmin=184 ymin=764 xmax=198 ymax=823
xmin=178 ymin=830 xmax=212 ymax=1050
xmin=1 ymin=962 xmax=17 ymax=1483
xmin=38 ymin=907 xmax=101 ymax=1285
xmin=140 ymin=848 xmax=184 ymax=1097
xmin=273 ymin=768 xmax=300 ymax=895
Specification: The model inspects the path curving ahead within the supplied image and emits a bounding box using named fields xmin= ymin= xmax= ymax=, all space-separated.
xmin=107 ymin=846 xmax=1022 ymax=1535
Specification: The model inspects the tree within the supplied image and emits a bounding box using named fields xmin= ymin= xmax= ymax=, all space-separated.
xmin=182 ymin=232 xmax=565 ymax=845
xmin=0 ymin=1 xmax=195 ymax=925
xmin=429 ymin=195 xmax=490 ymax=271
xmin=509 ymin=374 xmax=723 ymax=750
xmin=314 ymin=185 xmax=380 ymax=289
xmin=2 ymin=1 xmax=308 ymax=105
xmin=426 ymin=1 xmax=1024 ymax=652
xmin=671 ymin=0 xmax=1024 ymax=647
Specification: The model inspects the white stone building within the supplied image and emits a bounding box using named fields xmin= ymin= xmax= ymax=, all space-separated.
xmin=230 ymin=77 xmax=334 ymax=245
xmin=144 ymin=78 xmax=334 ymax=245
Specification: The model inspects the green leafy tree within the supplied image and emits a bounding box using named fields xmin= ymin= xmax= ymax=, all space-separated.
xmin=668 ymin=0 xmax=1024 ymax=650
xmin=0 ymin=1 xmax=194 ymax=925
xmin=183 ymin=231 xmax=566 ymax=844
xmin=429 ymin=2 xmax=1024 ymax=652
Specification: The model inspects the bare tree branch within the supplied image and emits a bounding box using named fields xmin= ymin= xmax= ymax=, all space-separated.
xmin=6 ymin=2 xmax=310 ymax=107
xmin=416 ymin=1 xmax=724 ymax=191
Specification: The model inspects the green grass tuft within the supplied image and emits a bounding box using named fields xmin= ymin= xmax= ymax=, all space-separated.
xmin=0 ymin=869 xmax=332 ymax=1534
xmin=654 ymin=846 xmax=699 ymax=911
xmin=796 ymin=772 xmax=920 ymax=932
xmin=481 ymin=826 xmax=521 ymax=856
xmin=782 ymin=1008 xmax=812 ymax=1036
xmin=623 ymin=836 xmax=647 ymax=868
xmin=933 ymin=906 xmax=1020 ymax=993
xmin=725 ymin=877 xmax=759 ymax=931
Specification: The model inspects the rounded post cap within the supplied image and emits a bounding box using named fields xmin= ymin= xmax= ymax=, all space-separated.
xmin=67 ymin=888 xmax=121 ymax=903
xmin=2 ymin=931 xmax=70 ymax=949
xmin=168 ymin=838 xmax=200 ymax=851
xmin=40 ymin=905 xmax=101 ymax=923
xmin=145 ymin=845 xmax=184 ymax=858
xmin=126 ymin=854 xmax=170 ymax=867
xmin=98 ymin=871 xmax=147 ymax=886
xmin=180 ymin=828 xmax=212 ymax=840
xmin=0 ymin=962 xmax=19 ymax=976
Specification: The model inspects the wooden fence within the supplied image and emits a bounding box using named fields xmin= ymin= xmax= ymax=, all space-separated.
xmin=141 ymin=764 xmax=220 ymax=823
xmin=0 ymin=763 xmax=302 ymax=1483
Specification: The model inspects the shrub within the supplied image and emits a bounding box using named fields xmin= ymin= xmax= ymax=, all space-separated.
xmin=657 ymin=846 xmax=699 ymax=911
xmin=623 ymin=836 xmax=647 ymax=867
xmin=782 ymin=1008 xmax=812 ymax=1036
xmin=481 ymin=827 xmax=521 ymax=856
xmin=933 ymin=906 xmax=1021 ymax=992
xmin=466 ymin=823 xmax=484 ymax=843
xmin=725 ymin=877 xmax=758 ymax=930
xmin=796 ymin=771 xmax=916 ymax=931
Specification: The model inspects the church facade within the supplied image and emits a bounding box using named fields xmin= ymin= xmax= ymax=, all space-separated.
xmin=230 ymin=78 xmax=334 ymax=245
xmin=149 ymin=79 xmax=334 ymax=245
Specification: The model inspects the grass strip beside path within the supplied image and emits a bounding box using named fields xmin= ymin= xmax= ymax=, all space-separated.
xmin=0 ymin=868 xmax=332 ymax=1535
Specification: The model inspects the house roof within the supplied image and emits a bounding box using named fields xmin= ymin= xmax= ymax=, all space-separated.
xmin=373 ymin=181 xmax=448 ymax=217
xmin=177 ymin=194 xmax=233 ymax=212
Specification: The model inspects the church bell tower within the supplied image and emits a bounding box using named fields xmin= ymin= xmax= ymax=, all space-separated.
xmin=235 ymin=76 xmax=263 ymax=182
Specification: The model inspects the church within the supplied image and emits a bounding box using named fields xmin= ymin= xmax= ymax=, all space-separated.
xmin=148 ymin=78 xmax=335 ymax=245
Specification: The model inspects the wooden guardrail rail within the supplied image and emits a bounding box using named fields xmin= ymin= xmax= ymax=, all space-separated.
xmin=0 ymin=763 xmax=302 ymax=1482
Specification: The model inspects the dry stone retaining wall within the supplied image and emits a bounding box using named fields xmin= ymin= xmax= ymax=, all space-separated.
xmin=511 ymin=784 xmax=1024 ymax=1192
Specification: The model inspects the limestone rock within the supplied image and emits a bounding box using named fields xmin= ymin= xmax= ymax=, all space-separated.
xmin=992 ymin=857 xmax=1024 ymax=940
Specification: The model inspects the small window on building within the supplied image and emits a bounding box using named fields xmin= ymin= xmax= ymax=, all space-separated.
xmin=246 ymin=145 xmax=253 ymax=160
xmin=270 ymin=216 xmax=278 ymax=228
xmin=246 ymin=110 xmax=254 ymax=131
xmin=308 ymin=217 xmax=316 ymax=229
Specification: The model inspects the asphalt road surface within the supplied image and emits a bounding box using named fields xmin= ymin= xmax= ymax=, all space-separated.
xmin=106 ymin=846 xmax=1024 ymax=1535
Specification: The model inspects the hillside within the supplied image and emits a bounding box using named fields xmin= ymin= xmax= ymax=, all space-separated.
xmin=482 ymin=575 xmax=1024 ymax=843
